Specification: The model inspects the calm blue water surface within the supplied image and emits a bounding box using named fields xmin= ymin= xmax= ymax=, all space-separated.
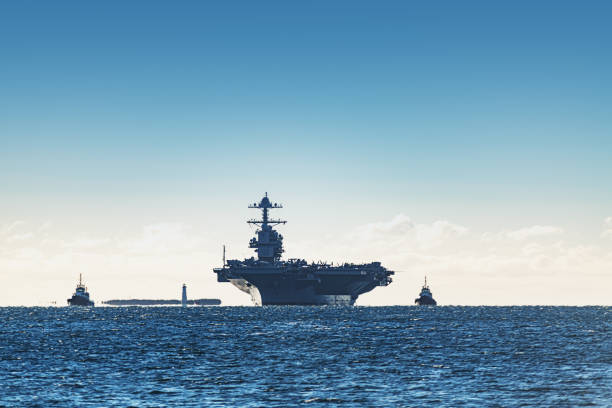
xmin=0 ymin=306 xmax=610 ymax=407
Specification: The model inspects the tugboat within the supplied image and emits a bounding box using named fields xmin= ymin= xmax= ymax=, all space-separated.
xmin=67 ymin=274 xmax=94 ymax=306
xmin=414 ymin=276 xmax=437 ymax=306
xmin=214 ymin=193 xmax=394 ymax=305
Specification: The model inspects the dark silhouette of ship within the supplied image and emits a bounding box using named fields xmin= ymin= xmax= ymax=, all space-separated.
xmin=414 ymin=276 xmax=437 ymax=306
xmin=214 ymin=194 xmax=394 ymax=305
xmin=67 ymin=274 xmax=94 ymax=306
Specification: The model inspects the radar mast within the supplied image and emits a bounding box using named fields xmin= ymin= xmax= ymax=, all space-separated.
xmin=247 ymin=193 xmax=286 ymax=262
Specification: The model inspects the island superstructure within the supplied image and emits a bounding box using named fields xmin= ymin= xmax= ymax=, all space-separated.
xmin=214 ymin=194 xmax=394 ymax=305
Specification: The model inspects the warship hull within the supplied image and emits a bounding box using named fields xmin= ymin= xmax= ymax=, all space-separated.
xmin=217 ymin=264 xmax=390 ymax=306
xmin=230 ymin=278 xmax=355 ymax=305
xmin=415 ymin=296 xmax=437 ymax=306
xmin=67 ymin=295 xmax=94 ymax=306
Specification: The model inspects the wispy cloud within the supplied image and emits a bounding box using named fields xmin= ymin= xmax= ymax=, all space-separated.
xmin=61 ymin=237 xmax=112 ymax=250
xmin=602 ymin=217 xmax=612 ymax=239
xmin=349 ymin=214 xmax=468 ymax=250
xmin=505 ymin=225 xmax=564 ymax=241
xmin=119 ymin=223 xmax=203 ymax=255
xmin=0 ymin=220 xmax=219 ymax=305
xmin=299 ymin=215 xmax=610 ymax=284
xmin=3 ymin=222 xmax=205 ymax=254
xmin=1 ymin=216 xmax=611 ymax=305
xmin=5 ymin=232 xmax=34 ymax=243
xmin=1 ymin=220 xmax=26 ymax=236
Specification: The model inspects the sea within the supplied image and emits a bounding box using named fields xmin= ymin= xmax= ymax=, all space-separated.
xmin=0 ymin=306 xmax=610 ymax=407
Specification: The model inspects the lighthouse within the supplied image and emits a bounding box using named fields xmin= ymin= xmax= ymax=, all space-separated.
xmin=181 ymin=284 xmax=187 ymax=307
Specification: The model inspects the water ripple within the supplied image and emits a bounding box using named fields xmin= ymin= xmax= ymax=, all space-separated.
xmin=0 ymin=306 xmax=610 ymax=407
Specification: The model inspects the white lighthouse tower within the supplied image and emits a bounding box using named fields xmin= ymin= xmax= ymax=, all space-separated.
xmin=181 ymin=283 xmax=187 ymax=307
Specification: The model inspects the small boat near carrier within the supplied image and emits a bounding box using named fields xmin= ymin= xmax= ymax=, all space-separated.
xmin=414 ymin=276 xmax=437 ymax=306
xmin=67 ymin=274 xmax=94 ymax=306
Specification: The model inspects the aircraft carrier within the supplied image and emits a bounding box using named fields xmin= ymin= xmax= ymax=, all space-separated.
xmin=214 ymin=194 xmax=394 ymax=305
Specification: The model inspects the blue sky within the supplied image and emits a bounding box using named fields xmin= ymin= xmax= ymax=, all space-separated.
xmin=1 ymin=1 xmax=611 ymax=304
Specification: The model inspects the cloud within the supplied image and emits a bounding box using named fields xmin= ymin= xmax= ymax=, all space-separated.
xmin=0 ymin=221 xmax=26 ymax=236
xmin=506 ymin=225 xmax=563 ymax=241
xmin=61 ymin=237 xmax=111 ymax=250
xmin=38 ymin=220 xmax=53 ymax=232
xmin=304 ymin=215 xmax=611 ymax=285
xmin=354 ymin=214 xmax=415 ymax=236
xmin=5 ymin=232 xmax=34 ymax=243
xmin=350 ymin=214 xmax=468 ymax=250
xmin=0 ymin=220 xmax=220 ymax=305
xmin=1 ymin=221 xmax=51 ymax=246
xmin=119 ymin=222 xmax=203 ymax=255
xmin=602 ymin=217 xmax=612 ymax=239
xmin=1 ymin=217 xmax=611 ymax=305
xmin=1 ymin=221 xmax=205 ymax=255
xmin=414 ymin=220 xmax=469 ymax=248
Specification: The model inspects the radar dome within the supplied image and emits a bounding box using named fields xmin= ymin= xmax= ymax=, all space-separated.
xmin=260 ymin=196 xmax=271 ymax=207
